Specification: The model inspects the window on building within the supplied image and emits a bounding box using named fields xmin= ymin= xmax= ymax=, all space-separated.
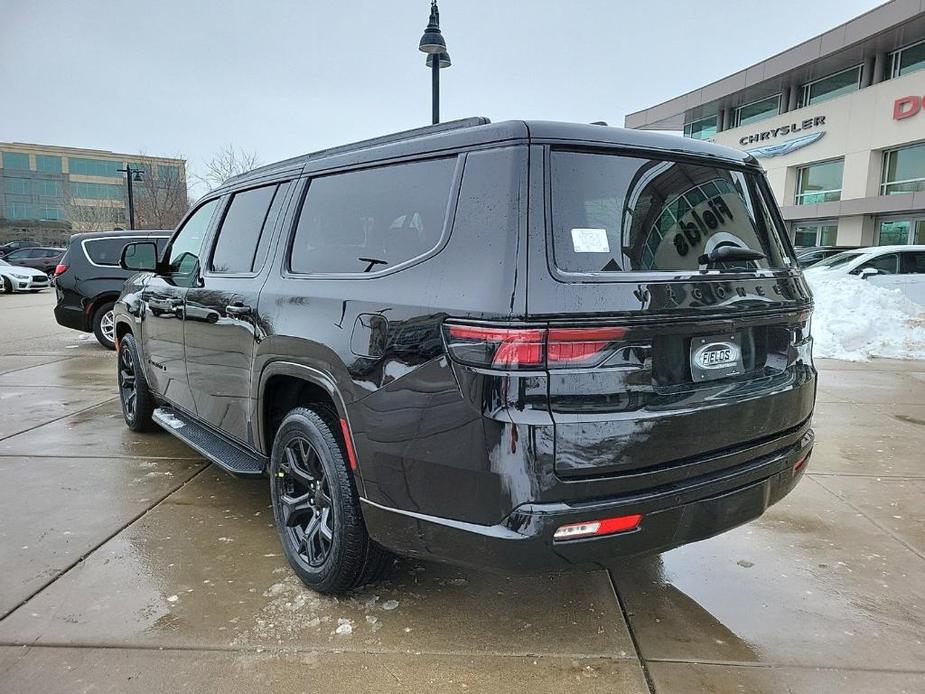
xmin=158 ymin=164 xmax=180 ymax=182
xmin=290 ymin=158 xmax=457 ymax=275
xmin=68 ymin=158 xmax=122 ymax=177
xmin=2 ymin=202 xmax=61 ymax=221
xmin=890 ymin=39 xmax=925 ymax=78
xmin=683 ymin=115 xmax=717 ymax=141
xmin=877 ymin=218 xmax=925 ymax=245
xmin=734 ymin=95 xmax=780 ymax=127
xmin=799 ymin=65 xmax=861 ymax=107
xmin=209 ymin=184 xmax=279 ymax=274
xmin=795 ymin=160 xmax=844 ymax=205
xmin=881 ymin=143 xmax=925 ymax=196
xmin=37 ymin=180 xmax=63 ymax=197
xmin=72 ymin=182 xmax=124 ymax=200
xmin=36 ymin=155 xmax=62 ymax=173
xmin=4 ymin=177 xmax=30 ymax=195
xmin=1 ymin=152 xmax=30 ymax=171
xmin=792 ymin=221 xmax=838 ymax=247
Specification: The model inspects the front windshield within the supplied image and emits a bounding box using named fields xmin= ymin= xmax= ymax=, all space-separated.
xmin=811 ymin=250 xmax=866 ymax=270
xmin=551 ymin=151 xmax=790 ymax=274
xmin=0 ymin=259 xmax=9 ymax=267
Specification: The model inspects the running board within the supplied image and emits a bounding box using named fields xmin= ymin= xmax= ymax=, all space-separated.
xmin=152 ymin=406 xmax=266 ymax=478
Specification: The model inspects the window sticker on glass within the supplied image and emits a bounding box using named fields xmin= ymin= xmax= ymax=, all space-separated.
xmin=571 ymin=228 xmax=610 ymax=253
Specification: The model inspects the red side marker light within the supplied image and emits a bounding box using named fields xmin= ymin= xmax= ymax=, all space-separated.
xmin=793 ymin=451 xmax=810 ymax=472
xmin=553 ymin=514 xmax=642 ymax=541
xmin=340 ymin=418 xmax=358 ymax=471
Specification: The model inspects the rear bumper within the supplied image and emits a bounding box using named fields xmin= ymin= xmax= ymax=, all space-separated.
xmin=54 ymin=304 xmax=89 ymax=332
xmin=363 ymin=426 xmax=813 ymax=573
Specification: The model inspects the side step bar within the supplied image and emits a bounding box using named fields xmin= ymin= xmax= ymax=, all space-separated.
xmin=152 ymin=406 xmax=266 ymax=478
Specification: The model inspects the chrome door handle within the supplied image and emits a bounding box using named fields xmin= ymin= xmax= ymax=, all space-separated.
xmin=225 ymin=304 xmax=252 ymax=317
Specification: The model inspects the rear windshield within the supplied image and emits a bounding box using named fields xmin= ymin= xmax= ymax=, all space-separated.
xmin=84 ymin=236 xmax=168 ymax=266
xmin=550 ymin=151 xmax=790 ymax=274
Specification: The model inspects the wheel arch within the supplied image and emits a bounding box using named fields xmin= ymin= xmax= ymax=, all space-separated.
xmin=256 ymin=362 xmax=362 ymax=491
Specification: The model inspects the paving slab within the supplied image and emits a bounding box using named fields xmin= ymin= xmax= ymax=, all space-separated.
xmin=0 ymin=354 xmax=116 ymax=389
xmin=808 ymin=401 xmax=925 ymax=477
xmin=611 ymin=478 xmax=925 ymax=670
xmin=0 ymin=646 xmax=647 ymax=694
xmin=647 ymin=662 xmax=925 ymax=694
xmin=0 ymin=400 xmax=203 ymax=460
xmin=816 ymin=357 xmax=925 ymax=372
xmin=0 ymin=456 xmax=205 ymax=616
xmin=0 ymin=386 xmax=116 ymax=440
xmin=814 ymin=476 xmax=925 ymax=556
xmin=0 ymin=355 xmax=70 ymax=376
xmin=815 ymin=368 xmax=925 ymax=405
xmin=0 ymin=470 xmax=633 ymax=658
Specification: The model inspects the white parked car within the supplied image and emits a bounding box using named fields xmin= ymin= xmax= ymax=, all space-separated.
xmin=0 ymin=258 xmax=51 ymax=293
xmin=803 ymin=245 xmax=925 ymax=305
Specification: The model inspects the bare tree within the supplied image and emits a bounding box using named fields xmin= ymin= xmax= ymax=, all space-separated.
xmin=132 ymin=154 xmax=191 ymax=230
xmin=193 ymin=144 xmax=263 ymax=192
xmin=61 ymin=191 xmax=123 ymax=233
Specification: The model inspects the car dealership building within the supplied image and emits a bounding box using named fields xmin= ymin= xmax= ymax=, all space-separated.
xmin=625 ymin=0 xmax=925 ymax=248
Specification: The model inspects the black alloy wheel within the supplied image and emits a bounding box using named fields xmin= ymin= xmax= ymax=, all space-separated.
xmin=276 ymin=436 xmax=335 ymax=567
xmin=117 ymin=333 xmax=155 ymax=432
xmin=118 ymin=346 xmax=138 ymax=422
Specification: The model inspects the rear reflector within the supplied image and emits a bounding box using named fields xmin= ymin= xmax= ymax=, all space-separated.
xmin=444 ymin=323 xmax=626 ymax=370
xmin=793 ymin=451 xmax=810 ymax=472
xmin=553 ymin=514 xmax=642 ymax=540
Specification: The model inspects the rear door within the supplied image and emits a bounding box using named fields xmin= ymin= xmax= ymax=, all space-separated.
xmin=184 ymin=181 xmax=293 ymax=444
xmin=140 ymin=199 xmax=220 ymax=413
xmin=529 ymin=147 xmax=814 ymax=478
xmin=869 ymin=250 xmax=925 ymax=304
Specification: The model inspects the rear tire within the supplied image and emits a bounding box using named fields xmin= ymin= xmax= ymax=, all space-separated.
xmin=118 ymin=333 xmax=156 ymax=432
xmin=270 ymin=407 xmax=392 ymax=594
xmin=93 ymin=302 xmax=116 ymax=350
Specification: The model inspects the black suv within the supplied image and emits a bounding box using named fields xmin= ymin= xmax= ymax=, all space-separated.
xmin=55 ymin=231 xmax=170 ymax=348
xmin=113 ymin=119 xmax=816 ymax=594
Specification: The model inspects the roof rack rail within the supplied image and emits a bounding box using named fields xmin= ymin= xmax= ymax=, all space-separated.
xmin=225 ymin=117 xmax=491 ymax=185
xmin=307 ymin=116 xmax=491 ymax=161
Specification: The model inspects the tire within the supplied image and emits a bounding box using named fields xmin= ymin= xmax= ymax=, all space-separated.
xmin=1 ymin=276 xmax=11 ymax=294
xmin=118 ymin=333 xmax=156 ymax=432
xmin=270 ymin=407 xmax=392 ymax=594
xmin=92 ymin=302 xmax=116 ymax=350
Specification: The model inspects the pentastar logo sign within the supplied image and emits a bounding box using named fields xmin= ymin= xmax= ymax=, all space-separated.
xmin=893 ymin=95 xmax=925 ymax=120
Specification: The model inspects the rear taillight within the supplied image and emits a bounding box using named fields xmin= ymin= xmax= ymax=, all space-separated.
xmin=553 ymin=514 xmax=642 ymax=541
xmin=54 ymin=263 xmax=68 ymax=277
xmin=443 ymin=323 xmax=626 ymax=370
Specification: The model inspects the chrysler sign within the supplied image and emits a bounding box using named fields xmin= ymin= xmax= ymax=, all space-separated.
xmin=739 ymin=115 xmax=827 ymax=159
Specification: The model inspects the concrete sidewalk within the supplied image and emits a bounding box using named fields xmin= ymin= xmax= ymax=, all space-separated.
xmin=1 ymin=291 xmax=923 ymax=693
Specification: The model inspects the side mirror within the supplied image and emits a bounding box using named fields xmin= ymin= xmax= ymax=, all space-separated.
xmin=120 ymin=242 xmax=158 ymax=272
xmin=858 ymin=267 xmax=880 ymax=280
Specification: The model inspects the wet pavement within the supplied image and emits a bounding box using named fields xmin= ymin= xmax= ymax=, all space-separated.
xmin=1 ymin=290 xmax=923 ymax=693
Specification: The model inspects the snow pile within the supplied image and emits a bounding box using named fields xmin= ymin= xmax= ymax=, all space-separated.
xmin=806 ymin=273 xmax=925 ymax=361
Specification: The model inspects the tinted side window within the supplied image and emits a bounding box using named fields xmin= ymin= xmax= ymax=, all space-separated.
xmin=289 ymin=158 xmax=456 ymax=274
xmin=210 ymin=184 xmax=279 ymax=273
xmin=857 ymin=253 xmax=899 ymax=275
xmin=900 ymin=251 xmax=925 ymax=274
xmin=84 ymin=238 xmax=131 ymax=266
xmin=167 ymin=199 xmax=220 ymax=280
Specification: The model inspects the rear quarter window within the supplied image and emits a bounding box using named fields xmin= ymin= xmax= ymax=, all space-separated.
xmin=550 ymin=151 xmax=790 ymax=275
xmin=289 ymin=157 xmax=458 ymax=275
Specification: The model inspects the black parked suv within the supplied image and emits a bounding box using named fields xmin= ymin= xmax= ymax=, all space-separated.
xmin=55 ymin=230 xmax=170 ymax=348
xmin=113 ymin=119 xmax=816 ymax=594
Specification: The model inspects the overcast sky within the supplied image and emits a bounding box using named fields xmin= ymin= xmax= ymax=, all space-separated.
xmin=2 ymin=0 xmax=880 ymax=190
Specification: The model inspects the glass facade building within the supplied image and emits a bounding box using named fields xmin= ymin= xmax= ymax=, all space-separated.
xmin=0 ymin=143 xmax=186 ymax=235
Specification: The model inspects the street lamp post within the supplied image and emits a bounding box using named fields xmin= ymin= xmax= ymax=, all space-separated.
xmin=117 ymin=164 xmax=144 ymax=230
xmin=418 ymin=1 xmax=451 ymax=125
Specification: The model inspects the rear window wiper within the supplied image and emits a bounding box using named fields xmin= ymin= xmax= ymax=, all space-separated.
xmin=698 ymin=246 xmax=766 ymax=266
